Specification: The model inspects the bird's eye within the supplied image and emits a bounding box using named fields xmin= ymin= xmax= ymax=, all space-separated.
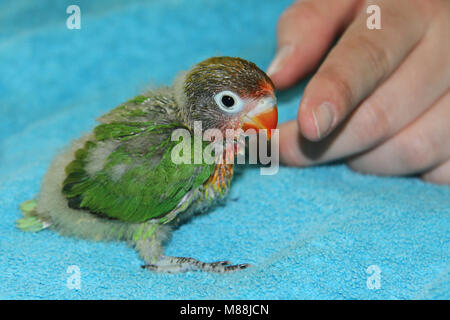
xmin=221 ymin=95 xmax=235 ymax=107
xmin=214 ymin=90 xmax=244 ymax=114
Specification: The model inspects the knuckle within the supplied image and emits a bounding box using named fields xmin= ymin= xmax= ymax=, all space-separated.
xmin=353 ymin=97 xmax=391 ymax=146
xmin=346 ymin=158 xmax=368 ymax=174
xmin=412 ymin=0 xmax=440 ymax=21
xmin=317 ymin=67 xmax=355 ymax=116
xmin=295 ymin=0 xmax=321 ymax=19
xmin=421 ymin=160 xmax=450 ymax=185
xmin=421 ymin=171 xmax=437 ymax=184
xmin=398 ymin=132 xmax=438 ymax=171
xmin=279 ymin=0 xmax=320 ymax=28
xmin=354 ymin=34 xmax=391 ymax=80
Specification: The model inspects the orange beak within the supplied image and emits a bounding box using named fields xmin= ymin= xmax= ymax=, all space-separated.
xmin=242 ymin=96 xmax=278 ymax=139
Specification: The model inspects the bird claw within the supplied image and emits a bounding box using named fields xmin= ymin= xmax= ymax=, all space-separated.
xmin=141 ymin=264 xmax=158 ymax=271
xmin=141 ymin=257 xmax=251 ymax=273
xmin=208 ymin=260 xmax=232 ymax=267
xmin=223 ymin=263 xmax=252 ymax=272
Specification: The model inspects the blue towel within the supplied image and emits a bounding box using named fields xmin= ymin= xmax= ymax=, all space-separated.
xmin=0 ymin=0 xmax=448 ymax=299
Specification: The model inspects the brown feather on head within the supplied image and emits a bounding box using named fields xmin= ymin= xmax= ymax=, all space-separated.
xmin=180 ymin=56 xmax=277 ymax=135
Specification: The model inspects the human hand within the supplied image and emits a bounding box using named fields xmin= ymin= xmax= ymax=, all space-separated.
xmin=268 ymin=0 xmax=450 ymax=184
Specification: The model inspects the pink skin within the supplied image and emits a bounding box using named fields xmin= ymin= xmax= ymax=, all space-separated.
xmin=268 ymin=0 xmax=450 ymax=184
xmin=213 ymin=93 xmax=278 ymax=163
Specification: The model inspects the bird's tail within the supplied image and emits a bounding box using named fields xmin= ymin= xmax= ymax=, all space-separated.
xmin=17 ymin=199 xmax=51 ymax=232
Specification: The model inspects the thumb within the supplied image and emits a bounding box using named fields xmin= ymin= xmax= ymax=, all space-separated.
xmin=267 ymin=0 xmax=361 ymax=89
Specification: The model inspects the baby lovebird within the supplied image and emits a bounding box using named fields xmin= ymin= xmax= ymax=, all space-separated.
xmin=17 ymin=57 xmax=278 ymax=273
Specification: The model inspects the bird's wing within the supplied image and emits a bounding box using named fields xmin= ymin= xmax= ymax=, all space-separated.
xmin=61 ymin=93 xmax=215 ymax=223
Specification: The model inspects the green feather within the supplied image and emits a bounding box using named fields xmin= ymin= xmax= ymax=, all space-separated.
xmin=62 ymin=101 xmax=215 ymax=223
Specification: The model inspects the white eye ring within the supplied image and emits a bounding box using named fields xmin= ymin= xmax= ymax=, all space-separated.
xmin=214 ymin=90 xmax=244 ymax=114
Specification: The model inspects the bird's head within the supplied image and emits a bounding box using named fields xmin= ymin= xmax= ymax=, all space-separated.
xmin=177 ymin=57 xmax=278 ymax=138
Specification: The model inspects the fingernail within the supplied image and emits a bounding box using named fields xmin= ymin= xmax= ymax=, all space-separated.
xmin=312 ymin=102 xmax=334 ymax=139
xmin=267 ymin=45 xmax=293 ymax=76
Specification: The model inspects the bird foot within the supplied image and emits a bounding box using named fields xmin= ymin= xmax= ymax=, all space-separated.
xmin=141 ymin=256 xmax=251 ymax=273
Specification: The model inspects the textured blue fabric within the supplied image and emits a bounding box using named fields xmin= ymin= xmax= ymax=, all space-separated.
xmin=0 ymin=0 xmax=449 ymax=300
